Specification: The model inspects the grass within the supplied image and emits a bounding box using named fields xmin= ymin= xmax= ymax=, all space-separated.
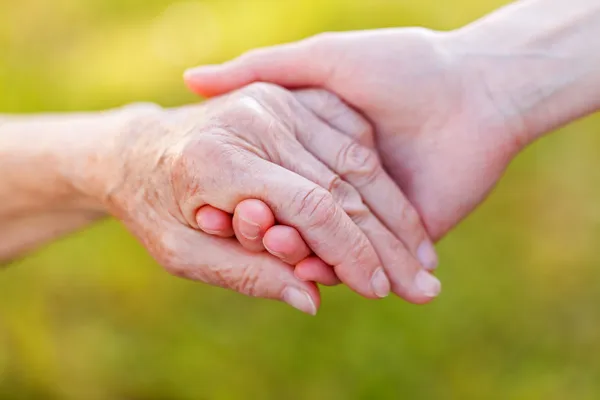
xmin=1 ymin=0 xmax=599 ymax=398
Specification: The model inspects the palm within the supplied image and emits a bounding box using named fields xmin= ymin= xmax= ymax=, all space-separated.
xmin=319 ymin=29 xmax=518 ymax=239
xmin=184 ymin=28 xmax=522 ymax=241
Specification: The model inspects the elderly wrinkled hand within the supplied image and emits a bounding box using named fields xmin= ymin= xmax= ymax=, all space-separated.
xmin=102 ymin=83 xmax=439 ymax=314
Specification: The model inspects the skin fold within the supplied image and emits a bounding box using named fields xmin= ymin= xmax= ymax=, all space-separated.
xmin=0 ymin=85 xmax=440 ymax=316
xmin=185 ymin=0 xmax=600 ymax=285
xmin=4 ymin=0 xmax=600 ymax=316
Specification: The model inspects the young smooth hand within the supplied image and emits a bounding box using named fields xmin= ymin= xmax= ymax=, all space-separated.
xmin=184 ymin=0 xmax=600 ymax=272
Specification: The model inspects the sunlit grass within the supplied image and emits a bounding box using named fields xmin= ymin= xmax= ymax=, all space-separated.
xmin=1 ymin=1 xmax=599 ymax=399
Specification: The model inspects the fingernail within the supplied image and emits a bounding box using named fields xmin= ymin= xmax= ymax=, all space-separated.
xmin=371 ymin=268 xmax=391 ymax=298
xmin=414 ymin=270 xmax=441 ymax=298
xmin=417 ymin=240 xmax=439 ymax=270
xmin=239 ymin=217 xmax=261 ymax=240
xmin=195 ymin=213 xmax=219 ymax=235
xmin=263 ymin=243 xmax=286 ymax=260
xmin=195 ymin=213 xmax=205 ymax=227
xmin=283 ymin=287 xmax=317 ymax=316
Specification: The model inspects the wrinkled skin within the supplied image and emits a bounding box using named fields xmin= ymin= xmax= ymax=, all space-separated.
xmin=103 ymin=83 xmax=440 ymax=315
xmin=185 ymin=28 xmax=526 ymax=246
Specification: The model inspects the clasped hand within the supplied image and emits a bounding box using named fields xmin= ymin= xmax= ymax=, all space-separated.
xmin=107 ymin=83 xmax=440 ymax=315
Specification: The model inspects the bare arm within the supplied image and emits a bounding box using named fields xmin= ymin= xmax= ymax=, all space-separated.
xmin=451 ymin=0 xmax=600 ymax=144
xmin=0 ymin=101 xmax=332 ymax=313
xmin=0 ymin=103 xmax=326 ymax=313
xmin=0 ymin=84 xmax=445 ymax=312
xmin=0 ymin=107 xmax=150 ymax=262
xmin=182 ymin=0 xmax=600 ymax=245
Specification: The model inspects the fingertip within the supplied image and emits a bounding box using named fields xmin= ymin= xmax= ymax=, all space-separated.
xmin=283 ymin=281 xmax=321 ymax=316
xmin=417 ymin=240 xmax=439 ymax=271
xmin=235 ymin=199 xmax=276 ymax=229
xmin=390 ymin=269 xmax=442 ymax=305
xmin=231 ymin=199 xmax=276 ymax=252
xmin=184 ymin=59 xmax=258 ymax=98
xmin=295 ymin=257 xmax=340 ymax=287
xmin=263 ymin=225 xmax=310 ymax=262
xmin=413 ymin=270 xmax=442 ymax=300
xmin=184 ymin=65 xmax=226 ymax=97
xmin=196 ymin=206 xmax=234 ymax=237
xmin=370 ymin=268 xmax=391 ymax=299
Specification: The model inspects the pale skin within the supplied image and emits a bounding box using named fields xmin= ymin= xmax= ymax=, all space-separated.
xmin=0 ymin=85 xmax=442 ymax=316
xmin=4 ymin=0 xmax=600 ymax=316
xmin=185 ymin=0 xmax=600 ymax=284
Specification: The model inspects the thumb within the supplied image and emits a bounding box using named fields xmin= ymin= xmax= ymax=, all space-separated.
xmin=183 ymin=39 xmax=334 ymax=97
xmin=161 ymin=222 xmax=321 ymax=316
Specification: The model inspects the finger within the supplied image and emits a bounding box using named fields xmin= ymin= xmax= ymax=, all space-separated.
xmin=295 ymin=257 xmax=341 ymax=286
xmin=232 ymin=199 xmax=275 ymax=252
xmin=278 ymin=148 xmax=439 ymax=303
xmin=294 ymin=88 xmax=375 ymax=148
xmin=195 ymin=205 xmax=234 ymax=237
xmin=235 ymin=200 xmax=318 ymax=268
xmin=159 ymin=222 xmax=320 ymax=315
xmin=247 ymin=95 xmax=440 ymax=302
xmin=262 ymin=225 xmax=311 ymax=265
xmin=193 ymin=144 xmax=388 ymax=300
xmin=254 ymin=152 xmax=392 ymax=300
xmin=294 ymin=89 xmax=439 ymax=271
xmin=183 ymin=37 xmax=335 ymax=97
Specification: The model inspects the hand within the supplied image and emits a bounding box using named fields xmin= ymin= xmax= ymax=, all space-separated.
xmin=92 ymin=83 xmax=440 ymax=315
xmin=184 ymin=28 xmax=527 ymax=241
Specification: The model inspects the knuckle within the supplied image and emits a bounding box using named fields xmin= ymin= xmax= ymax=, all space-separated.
xmin=387 ymin=236 xmax=411 ymax=267
xmin=326 ymin=176 xmax=368 ymax=217
xmin=353 ymin=120 xmax=376 ymax=147
xmin=236 ymin=84 xmax=297 ymax=132
xmin=294 ymin=187 xmax=338 ymax=228
xmin=351 ymin=236 xmax=377 ymax=271
xmin=296 ymin=89 xmax=374 ymax=146
xmin=397 ymin=203 xmax=424 ymax=235
xmin=348 ymin=204 xmax=372 ymax=227
xmin=313 ymin=90 xmax=350 ymax=120
xmin=336 ymin=141 xmax=382 ymax=187
xmin=230 ymin=89 xmax=270 ymax=117
xmin=173 ymin=135 xmax=238 ymax=201
xmin=239 ymin=82 xmax=290 ymax=107
xmin=241 ymin=81 xmax=279 ymax=97
xmin=325 ymin=174 xmax=345 ymax=194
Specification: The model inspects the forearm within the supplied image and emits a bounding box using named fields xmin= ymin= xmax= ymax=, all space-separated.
xmin=451 ymin=0 xmax=600 ymax=144
xmin=0 ymin=106 xmax=152 ymax=263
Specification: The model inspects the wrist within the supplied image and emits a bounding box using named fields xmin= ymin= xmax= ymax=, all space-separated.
xmin=0 ymin=107 xmax=165 ymax=260
xmin=0 ymin=112 xmax=138 ymax=217
xmin=445 ymin=0 xmax=600 ymax=148
xmin=69 ymin=103 xmax=165 ymax=214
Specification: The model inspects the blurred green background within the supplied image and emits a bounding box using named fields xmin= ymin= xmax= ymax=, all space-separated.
xmin=2 ymin=0 xmax=600 ymax=399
